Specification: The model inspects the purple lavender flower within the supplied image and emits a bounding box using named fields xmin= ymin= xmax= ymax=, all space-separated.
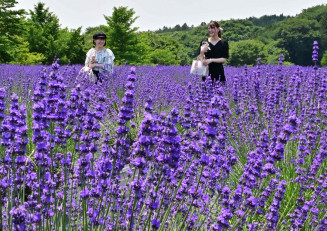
xmin=0 ymin=88 xmax=6 ymax=122
xmin=151 ymin=219 xmax=160 ymax=229
xmin=312 ymin=41 xmax=319 ymax=63
xmin=10 ymin=205 xmax=28 ymax=231
xmin=265 ymin=180 xmax=287 ymax=229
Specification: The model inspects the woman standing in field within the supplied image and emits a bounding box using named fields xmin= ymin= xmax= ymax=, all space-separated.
xmin=84 ymin=31 xmax=115 ymax=84
xmin=198 ymin=21 xmax=229 ymax=84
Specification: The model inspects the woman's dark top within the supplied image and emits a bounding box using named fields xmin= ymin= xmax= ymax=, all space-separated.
xmin=198 ymin=39 xmax=229 ymax=82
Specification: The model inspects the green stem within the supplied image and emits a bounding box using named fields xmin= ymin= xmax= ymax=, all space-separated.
xmin=0 ymin=198 xmax=2 ymax=231
xmin=129 ymin=173 xmax=141 ymax=230
xmin=194 ymin=191 xmax=217 ymax=231
xmin=153 ymin=182 xmax=168 ymax=219
xmin=134 ymin=168 xmax=159 ymax=230
xmin=145 ymin=211 xmax=152 ymax=231
xmin=157 ymin=159 xmax=195 ymax=231
xmin=182 ymin=208 xmax=195 ymax=231
xmin=121 ymin=167 xmax=138 ymax=224
xmin=62 ymin=163 xmax=67 ymax=230
xmin=230 ymin=208 xmax=250 ymax=231
xmin=83 ymin=199 xmax=87 ymax=231
xmin=37 ymin=165 xmax=42 ymax=231
xmin=68 ymin=139 xmax=78 ymax=230
xmin=7 ymin=169 xmax=13 ymax=231
xmin=98 ymin=158 xmax=120 ymax=231
xmin=166 ymin=199 xmax=187 ymax=231
xmin=178 ymin=165 xmax=204 ymax=230
xmin=112 ymin=193 xmax=125 ymax=231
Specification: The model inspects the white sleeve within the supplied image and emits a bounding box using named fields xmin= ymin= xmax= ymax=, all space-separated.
xmin=85 ymin=49 xmax=92 ymax=67
xmin=103 ymin=49 xmax=115 ymax=73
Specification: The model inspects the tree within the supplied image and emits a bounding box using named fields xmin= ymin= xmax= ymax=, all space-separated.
xmin=65 ymin=27 xmax=86 ymax=64
xmin=8 ymin=35 xmax=45 ymax=64
xmin=221 ymin=19 xmax=263 ymax=42
xmin=0 ymin=0 xmax=26 ymax=62
xmin=277 ymin=18 xmax=320 ymax=66
xmin=149 ymin=49 xmax=178 ymax=65
xmin=228 ymin=40 xmax=268 ymax=66
xmin=181 ymin=23 xmax=189 ymax=31
xmin=29 ymin=2 xmax=60 ymax=39
xmin=104 ymin=6 xmax=140 ymax=65
xmin=247 ymin=14 xmax=290 ymax=27
xmin=173 ymin=24 xmax=181 ymax=31
xmin=265 ymin=40 xmax=290 ymax=64
xmin=25 ymin=2 xmax=61 ymax=64
xmin=137 ymin=31 xmax=189 ymax=65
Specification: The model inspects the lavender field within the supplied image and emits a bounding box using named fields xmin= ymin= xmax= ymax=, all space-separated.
xmin=0 ymin=47 xmax=327 ymax=230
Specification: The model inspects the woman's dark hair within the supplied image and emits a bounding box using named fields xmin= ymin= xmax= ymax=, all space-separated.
xmin=208 ymin=21 xmax=222 ymax=38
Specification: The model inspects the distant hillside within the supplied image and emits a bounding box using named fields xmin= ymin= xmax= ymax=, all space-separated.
xmin=155 ymin=14 xmax=290 ymax=33
xmin=247 ymin=14 xmax=291 ymax=27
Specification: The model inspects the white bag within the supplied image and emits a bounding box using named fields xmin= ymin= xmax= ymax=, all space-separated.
xmin=78 ymin=66 xmax=96 ymax=83
xmin=190 ymin=59 xmax=209 ymax=76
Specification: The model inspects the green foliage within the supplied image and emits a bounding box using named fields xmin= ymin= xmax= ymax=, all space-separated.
xmin=52 ymin=28 xmax=70 ymax=64
xmin=104 ymin=6 xmax=140 ymax=65
xmin=265 ymin=40 xmax=290 ymax=64
xmin=25 ymin=2 xmax=61 ymax=64
xmin=149 ymin=49 xmax=178 ymax=65
xmin=54 ymin=27 xmax=86 ymax=65
xmin=254 ymin=5 xmax=325 ymax=66
xmin=0 ymin=0 xmax=25 ymax=34
xmin=297 ymin=4 xmax=327 ymax=21
xmin=0 ymin=35 xmax=12 ymax=63
xmin=321 ymin=50 xmax=327 ymax=66
xmin=137 ymin=32 xmax=189 ymax=65
xmin=8 ymin=36 xmax=45 ymax=64
xmin=228 ymin=40 xmax=268 ymax=66
xmin=220 ymin=19 xmax=263 ymax=42
xmin=272 ymin=18 xmax=320 ymax=66
xmin=158 ymin=25 xmax=208 ymax=62
xmin=22 ymin=2 xmax=86 ymax=65
xmin=66 ymin=27 xmax=86 ymax=64
xmin=0 ymin=0 xmax=26 ymax=63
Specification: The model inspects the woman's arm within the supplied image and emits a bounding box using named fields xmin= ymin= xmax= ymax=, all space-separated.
xmin=85 ymin=49 xmax=96 ymax=68
xmin=203 ymin=57 xmax=227 ymax=65
xmin=90 ymin=63 xmax=102 ymax=69
xmin=85 ymin=51 xmax=91 ymax=67
xmin=198 ymin=42 xmax=209 ymax=61
xmin=198 ymin=52 xmax=205 ymax=61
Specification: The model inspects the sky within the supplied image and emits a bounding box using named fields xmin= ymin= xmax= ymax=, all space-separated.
xmin=15 ymin=0 xmax=327 ymax=32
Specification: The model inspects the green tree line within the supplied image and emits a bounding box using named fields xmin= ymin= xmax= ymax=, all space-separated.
xmin=1 ymin=0 xmax=327 ymax=66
